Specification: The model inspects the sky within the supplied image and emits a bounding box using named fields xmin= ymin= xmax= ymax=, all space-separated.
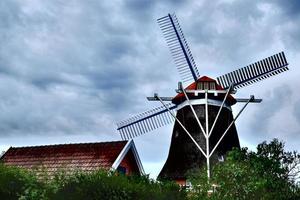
xmin=1 ymin=0 xmax=300 ymax=178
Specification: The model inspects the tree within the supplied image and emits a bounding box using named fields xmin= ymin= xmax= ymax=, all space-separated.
xmin=0 ymin=164 xmax=186 ymax=200
xmin=0 ymin=151 xmax=5 ymax=157
xmin=188 ymin=139 xmax=300 ymax=200
xmin=0 ymin=163 xmax=47 ymax=200
xmin=52 ymin=171 xmax=186 ymax=200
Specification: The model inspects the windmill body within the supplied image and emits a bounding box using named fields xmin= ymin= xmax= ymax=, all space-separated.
xmin=116 ymin=13 xmax=289 ymax=185
xmin=158 ymin=76 xmax=240 ymax=182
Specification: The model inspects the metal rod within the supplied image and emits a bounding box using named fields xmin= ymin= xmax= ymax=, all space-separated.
xmin=185 ymin=90 xmax=229 ymax=94
xmin=155 ymin=94 xmax=207 ymax=158
xmin=209 ymin=96 xmax=254 ymax=157
xmin=147 ymin=97 xmax=173 ymax=101
xmin=181 ymin=83 xmax=206 ymax=139
xmin=205 ymin=90 xmax=210 ymax=180
xmin=236 ymin=98 xmax=262 ymax=103
xmin=208 ymin=85 xmax=232 ymax=138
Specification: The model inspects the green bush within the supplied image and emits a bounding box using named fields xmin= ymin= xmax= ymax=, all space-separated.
xmin=51 ymin=170 xmax=185 ymax=200
xmin=0 ymin=163 xmax=48 ymax=200
xmin=0 ymin=164 xmax=185 ymax=200
xmin=2 ymin=138 xmax=299 ymax=200
xmin=187 ymin=139 xmax=300 ymax=200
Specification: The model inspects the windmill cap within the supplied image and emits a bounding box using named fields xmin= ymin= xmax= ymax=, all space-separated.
xmin=172 ymin=76 xmax=236 ymax=105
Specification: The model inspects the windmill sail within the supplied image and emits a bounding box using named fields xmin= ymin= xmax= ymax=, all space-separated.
xmin=216 ymin=52 xmax=289 ymax=89
xmin=157 ymin=14 xmax=200 ymax=83
xmin=116 ymin=12 xmax=291 ymax=184
xmin=116 ymin=103 xmax=177 ymax=140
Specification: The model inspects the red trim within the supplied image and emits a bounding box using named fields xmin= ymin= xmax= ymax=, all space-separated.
xmin=172 ymin=76 xmax=236 ymax=105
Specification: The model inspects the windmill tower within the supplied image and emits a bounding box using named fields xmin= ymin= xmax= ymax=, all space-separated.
xmin=116 ymin=13 xmax=289 ymax=184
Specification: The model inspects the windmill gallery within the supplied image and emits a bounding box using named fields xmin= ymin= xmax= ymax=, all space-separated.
xmin=116 ymin=13 xmax=289 ymax=185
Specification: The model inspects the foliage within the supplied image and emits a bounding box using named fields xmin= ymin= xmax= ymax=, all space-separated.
xmin=0 ymin=163 xmax=48 ymax=200
xmin=188 ymin=139 xmax=300 ymax=200
xmin=1 ymin=138 xmax=299 ymax=200
xmin=0 ymin=164 xmax=185 ymax=200
xmin=51 ymin=170 xmax=185 ymax=200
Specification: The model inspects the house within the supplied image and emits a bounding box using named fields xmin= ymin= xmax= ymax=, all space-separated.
xmin=0 ymin=140 xmax=144 ymax=177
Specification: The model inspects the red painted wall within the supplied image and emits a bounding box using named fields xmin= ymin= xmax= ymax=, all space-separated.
xmin=175 ymin=178 xmax=187 ymax=186
xmin=119 ymin=149 xmax=140 ymax=175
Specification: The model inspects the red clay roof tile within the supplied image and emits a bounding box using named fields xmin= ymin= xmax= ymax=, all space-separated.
xmin=1 ymin=141 xmax=127 ymax=176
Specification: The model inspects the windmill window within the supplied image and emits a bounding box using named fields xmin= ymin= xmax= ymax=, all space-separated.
xmin=197 ymin=82 xmax=216 ymax=90
xmin=204 ymin=82 xmax=209 ymax=89
xmin=209 ymin=82 xmax=216 ymax=90
xmin=197 ymin=82 xmax=204 ymax=90
xmin=117 ymin=166 xmax=127 ymax=175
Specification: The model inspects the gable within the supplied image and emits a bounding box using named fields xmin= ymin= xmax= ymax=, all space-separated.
xmin=111 ymin=140 xmax=144 ymax=175
xmin=118 ymin=149 xmax=140 ymax=175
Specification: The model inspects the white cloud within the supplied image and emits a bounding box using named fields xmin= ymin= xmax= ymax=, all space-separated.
xmin=1 ymin=0 xmax=300 ymax=178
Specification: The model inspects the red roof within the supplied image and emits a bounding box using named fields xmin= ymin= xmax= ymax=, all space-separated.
xmin=172 ymin=76 xmax=236 ymax=105
xmin=0 ymin=141 xmax=128 ymax=176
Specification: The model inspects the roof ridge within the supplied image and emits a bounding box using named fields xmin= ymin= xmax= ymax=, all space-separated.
xmin=9 ymin=140 xmax=128 ymax=149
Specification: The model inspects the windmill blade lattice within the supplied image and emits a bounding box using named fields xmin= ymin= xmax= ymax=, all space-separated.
xmin=157 ymin=14 xmax=200 ymax=83
xmin=116 ymin=103 xmax=177 ymax=140
xmin=216 ymin=52 xmax=289 ymax=89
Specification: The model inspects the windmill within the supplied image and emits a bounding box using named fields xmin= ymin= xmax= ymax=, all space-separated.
xmin=116 ymin=13 xmax=289 ymax=184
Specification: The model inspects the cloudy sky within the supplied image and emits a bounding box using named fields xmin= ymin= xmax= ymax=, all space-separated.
xmin=1 ymin=0 xmax=300 ymax=178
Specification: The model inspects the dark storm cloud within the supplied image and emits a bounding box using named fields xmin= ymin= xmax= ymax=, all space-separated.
xmin=293 ymin=101 xmax=300 ymax=123
xmin=124 ymin=0 xmax=157 ymax=19
xmin=0 ymin=74 xmax=113 ymax=136
xmin=184 ymin=0 xmax=283 ymax=74
xmin=249 ymin=84 xmax=292 ymax=135
xmin=0 ymin=0 xmax=184 ymax=138
xmin=0 ymin=0 xmax=143 ymax=136
xmin=0 ymin=0 xmax=300 ymax=178
xmin=272 ymin=0 xmax=300 ymax=18
xmin=267 ymin=0 xmax=300 ymax=52
xmin=166 ymin=0 xmax=300 ymax=152
xmin=292 ymin=90 xmax=300 ymax=128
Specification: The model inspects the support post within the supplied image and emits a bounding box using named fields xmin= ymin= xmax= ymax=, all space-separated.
xmin=155 ymin=94 xmax=207 ymax=158
xmin=209 ymin=96 xmax=254 ymax=157
xmin=180 ymin=83 xmax=206 ymax=139
xmin=205 ymin=90 xmax=210 ymax=180
xmin=153 ymin=90 xmax=259 ymax=183
xmin=208 ymin=85 xmax=232 ymax=138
